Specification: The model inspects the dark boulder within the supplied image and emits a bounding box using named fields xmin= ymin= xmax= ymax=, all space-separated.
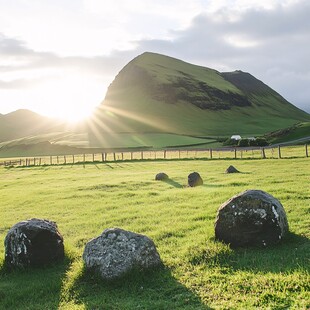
xmin=215 ymin=190 xmax=289 ymax=247
xmin=225 ymin=165 xmax=239 ymax=173
xmin=5 ymin=218 xmax=64 ymax=268
xmin=155 ymin=172 xmax=169 ymax=181
xmin=188 ymin=172 xmax=203 ymax=187
xmin=83 ymin=228 xmax=162 ymax=280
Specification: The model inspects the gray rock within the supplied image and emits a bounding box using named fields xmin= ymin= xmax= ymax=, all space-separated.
xmin=215 ymin=190 xmax=289 ymax=247
xmin=5 ymin=218 xmax=64 ymax=268
xmin=83 ymin=228 xmax=162 ymax=280
xmin=188 ymin=172 xmax=203 ymax=187
xmin=155 ymin=172 xmax=169 ymax=181
xmin=225 ymin=165 xmax=239 ymax=173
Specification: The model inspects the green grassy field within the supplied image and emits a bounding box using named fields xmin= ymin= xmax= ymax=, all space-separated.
xmin=0 ymin=158 xmax=309 ymax=309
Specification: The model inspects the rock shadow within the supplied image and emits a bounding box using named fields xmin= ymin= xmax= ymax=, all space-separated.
xmin=0 ymin=253 xmax=72 ymax=309
xmin=191 ymin=233 xmax=309 ymax=274
xmin=163 ymin=178 xmax=183 ymax=188
xmin=61 ymin=265 xmax=210 ymax=309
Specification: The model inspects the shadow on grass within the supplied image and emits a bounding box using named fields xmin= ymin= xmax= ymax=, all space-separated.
xmin=61 ymin=265 xmax=210 ymax=309
xmin=0 ymin=254 xmax=73 ymax=310
xmin=163 ymin=178 xmax=183 ymax=188
xmin=190 ymin=232 xmax=309 ymax=274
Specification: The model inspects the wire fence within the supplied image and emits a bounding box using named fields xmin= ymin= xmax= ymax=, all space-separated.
xmin=0 ymin=144 xmax=308 ymax=167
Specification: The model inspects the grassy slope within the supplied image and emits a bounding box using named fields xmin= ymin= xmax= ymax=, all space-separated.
xmin=0 ymin=132 xmax=217 ymax=157
xmin=0 ymin=159 xmax=309 ymax=309
xmin=0 ymin=109 xmax=67 ymax=143
xmin=264 ymin=122 xmax=310 ymax=144
xmin=92 ymin=52 xmax=310 ymax=138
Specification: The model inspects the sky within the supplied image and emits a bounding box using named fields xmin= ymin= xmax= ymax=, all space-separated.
xmin=0 ymin=0 xmax=309 ymax=121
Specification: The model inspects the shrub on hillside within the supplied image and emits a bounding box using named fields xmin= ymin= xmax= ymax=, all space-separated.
xmin=223 ymin=138 xmax=239 ymax=146
xmin=249 ymin=138 xmax=269 ymax=146
xmin=238 ymin=139 xmax=250 ymax=147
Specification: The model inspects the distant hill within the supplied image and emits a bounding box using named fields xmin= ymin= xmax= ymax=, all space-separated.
xmin=90 ymin=52 xmax=310 ymax=141
xmin=0 ymin=109 xmax=66 ymax=142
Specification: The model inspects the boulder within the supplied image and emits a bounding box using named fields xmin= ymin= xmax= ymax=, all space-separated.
xmin=5 ymin=218 xmax=64 ymax=268
xmin=83 ymin=228 xmax=162 ymax=280
xmin=188 ymin=172 xmax=203 ymax=187
xmin=215 ymin=190 xmax=289 ymax=247
xmin=225 ymin=165 xmax=239 ymax=173
xmin=155 ymin=172 xmax=169 ymax=181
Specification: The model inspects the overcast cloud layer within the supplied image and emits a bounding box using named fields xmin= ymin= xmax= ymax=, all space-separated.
xmin=0 ymin=0 xmax=309 ymax=118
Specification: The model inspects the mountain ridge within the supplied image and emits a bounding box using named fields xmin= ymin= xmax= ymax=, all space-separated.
xmin=91 ymin=52 xmax=309 ymax=138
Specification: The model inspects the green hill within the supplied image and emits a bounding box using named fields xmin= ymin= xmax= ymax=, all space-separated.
xmin=89 ymin=52 xmax=310 ymax=144
xmin=0 ymin=109 xmax=66 ymax=143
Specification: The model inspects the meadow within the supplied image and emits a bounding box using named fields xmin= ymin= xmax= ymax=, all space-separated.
xmin=0 ymin=157 xmax=309 ymax=309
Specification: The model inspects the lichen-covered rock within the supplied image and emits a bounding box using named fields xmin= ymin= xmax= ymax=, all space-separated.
xmin=188 ymin=172 xmax=203 ymax=187
xmin=155 ymin=172 xmax=169 ymax=181
xmin=225 ymin=165 xmax=239 ymax=173
xmin=83 ymin=228 xmax=162 ymax=280
xmin=215 ymin=190 xmax=289 ymax=247
xmin=4 ymin=218 xmax=64 ymax=268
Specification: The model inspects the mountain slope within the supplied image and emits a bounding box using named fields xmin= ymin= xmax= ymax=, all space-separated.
xmin=0 ymin=109 xmax=65 ymax=142
xmin=90 ymin=52 xmax=310 ymax=140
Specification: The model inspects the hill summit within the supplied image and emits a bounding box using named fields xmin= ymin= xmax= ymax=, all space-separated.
xmin=91 ymin=52 xmax=309 ymax=136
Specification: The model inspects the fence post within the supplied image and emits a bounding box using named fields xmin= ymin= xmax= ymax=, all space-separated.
xmin=210 ymin=149 xmax=213 ymax=159
xmin=39 ymin=158 xmax=41 ymax=166
xmin=234 ymin=148 xmax=237 ymax=159
xmin=83 ymin=154 xmax=85 ymax=164
xmin=113 ymin=153 xmax=116 ymax=161
xmin=278 ymin=145 xmax=281 ymax=159
xmin=101 ymin=153 xmax=104 ymax=162
xmin=50 ymin=156 xmax=52 ymax=165
xmin=72 ymin=154 xmax=74 ymax=164
xmin=164 ymin=150 xmax=166 ymax=159
xmin=64 ymin=155 xmax=66 ymax=164
xmin=306 ymin=144 xmax=309 ymax=157
xmin=261 ymin=148 xmax=266 ymax=159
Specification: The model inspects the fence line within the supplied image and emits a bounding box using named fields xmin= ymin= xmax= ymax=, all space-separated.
xmin=0 ymin=144 xmax=308 ymax=167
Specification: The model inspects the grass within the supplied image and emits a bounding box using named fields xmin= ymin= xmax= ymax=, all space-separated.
xmin=0 ymin=132 xmax=218 ymax=158
xmin=0 ymin=158 xmax=309 ymax=309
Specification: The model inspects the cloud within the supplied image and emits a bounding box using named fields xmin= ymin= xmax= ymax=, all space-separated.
xmin=0 ymin=33 xmax=135 ymax=86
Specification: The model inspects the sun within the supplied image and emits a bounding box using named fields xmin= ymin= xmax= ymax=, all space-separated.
xmin=31 ymin=74 xmax=106 ymax=123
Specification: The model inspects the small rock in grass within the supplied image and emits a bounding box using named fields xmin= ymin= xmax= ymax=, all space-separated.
xmin=188 ymin=172 xmax=203 ymax=187
xmin=5 ymin=218 xmax=64 ymax=268
xmin=155 ymin=172 xmax=169 ymax=181
xmin=215 ymin=190 xmax=289 ymax=247
xmin=83 ymin=228 xmax=162 ymax=280
xmin=225 ymin=165 xmax=240 ymax=173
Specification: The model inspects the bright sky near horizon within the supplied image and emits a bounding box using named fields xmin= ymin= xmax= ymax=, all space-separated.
xmin=0 ymin=0 xmax=309 ymax=121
